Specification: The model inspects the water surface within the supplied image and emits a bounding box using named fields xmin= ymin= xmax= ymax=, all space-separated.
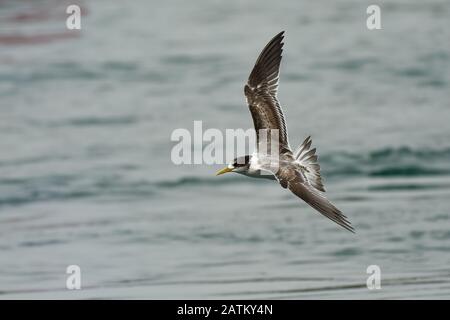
xmin=0 ymin=0 xmax=449 ymax=299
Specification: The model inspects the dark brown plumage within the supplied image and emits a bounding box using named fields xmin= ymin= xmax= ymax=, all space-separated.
xmin=219 ymin=31 xmax=355 ymax=233
xmin=244 ymin=31 xmax=289 ymax=154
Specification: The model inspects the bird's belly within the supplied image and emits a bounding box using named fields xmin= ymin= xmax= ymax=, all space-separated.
xmin=247 ymin=156 xmax=277 ymax=180
xmin=241 ymin=170 xmax=277 ymax=180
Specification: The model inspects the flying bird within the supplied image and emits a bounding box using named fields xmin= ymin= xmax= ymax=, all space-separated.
xmin=216 ymin=31 xmax=354 ymax=233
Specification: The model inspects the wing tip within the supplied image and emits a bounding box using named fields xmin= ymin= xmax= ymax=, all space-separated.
xmin=248 ymin=31 xmax=286 ymax=88
xmin=327 ymin=212 xmax=355 ymax=233
xmin=343 ymin=223 xmax=356 ymax=234
xmin=275 ymin=30 xmax=285 ymax=46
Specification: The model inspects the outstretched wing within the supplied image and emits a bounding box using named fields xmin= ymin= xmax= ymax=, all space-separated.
xmin=244 ymin=31 xmax=290 ymax=153
xmin=276 ymin=165 xmax=354 ymax=233
xmin=294 ymin=136 xmax=325 ymax=192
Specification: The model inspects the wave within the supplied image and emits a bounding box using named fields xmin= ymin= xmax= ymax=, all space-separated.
xmin=159 ymin=146 xmax=450 ymax=188
xmin=0 ymin=61 xmax=169 ymax=85
xmin=0 ymin=174 xmax=155 ymax=207
xmin=1 ymin=146 xmax=449 ymax=207
xmin=321 ymin=146 xmax=450 ymax=177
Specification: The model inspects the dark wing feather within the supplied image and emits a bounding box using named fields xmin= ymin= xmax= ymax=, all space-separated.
xmin=244 ymin=31 xmax=290 ymax=153
xmin=276 ymin=165 xmax=355 ymax=233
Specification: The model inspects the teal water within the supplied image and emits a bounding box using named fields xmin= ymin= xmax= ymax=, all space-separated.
xmin=0 ymin=0 xmax=449 ymax=299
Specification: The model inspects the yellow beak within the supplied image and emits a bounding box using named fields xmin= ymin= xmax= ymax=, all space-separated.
xmin=215 ymin=167 xmax=233 ymax=176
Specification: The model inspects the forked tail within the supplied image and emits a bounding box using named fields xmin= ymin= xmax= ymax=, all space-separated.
xmin=293 ymin=136 xmax=325 ymax=192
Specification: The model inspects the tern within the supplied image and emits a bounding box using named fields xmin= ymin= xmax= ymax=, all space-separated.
xmin=216 ymin=31 xmax=354 ymax=233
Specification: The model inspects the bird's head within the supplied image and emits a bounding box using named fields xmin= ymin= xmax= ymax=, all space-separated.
xmin=215 ymin=155 xmax=251 ymax=176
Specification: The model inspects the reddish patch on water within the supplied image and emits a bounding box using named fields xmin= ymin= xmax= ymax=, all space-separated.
xmin=0 ymin=32 xmax=80 ymax=45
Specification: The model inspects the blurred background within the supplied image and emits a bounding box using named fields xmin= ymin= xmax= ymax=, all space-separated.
xmin=0 ymin=0 xmax=449 ymax=299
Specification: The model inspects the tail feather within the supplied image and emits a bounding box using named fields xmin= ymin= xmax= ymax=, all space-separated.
xmin=294 ymin=136 xmax=325 ymax=192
